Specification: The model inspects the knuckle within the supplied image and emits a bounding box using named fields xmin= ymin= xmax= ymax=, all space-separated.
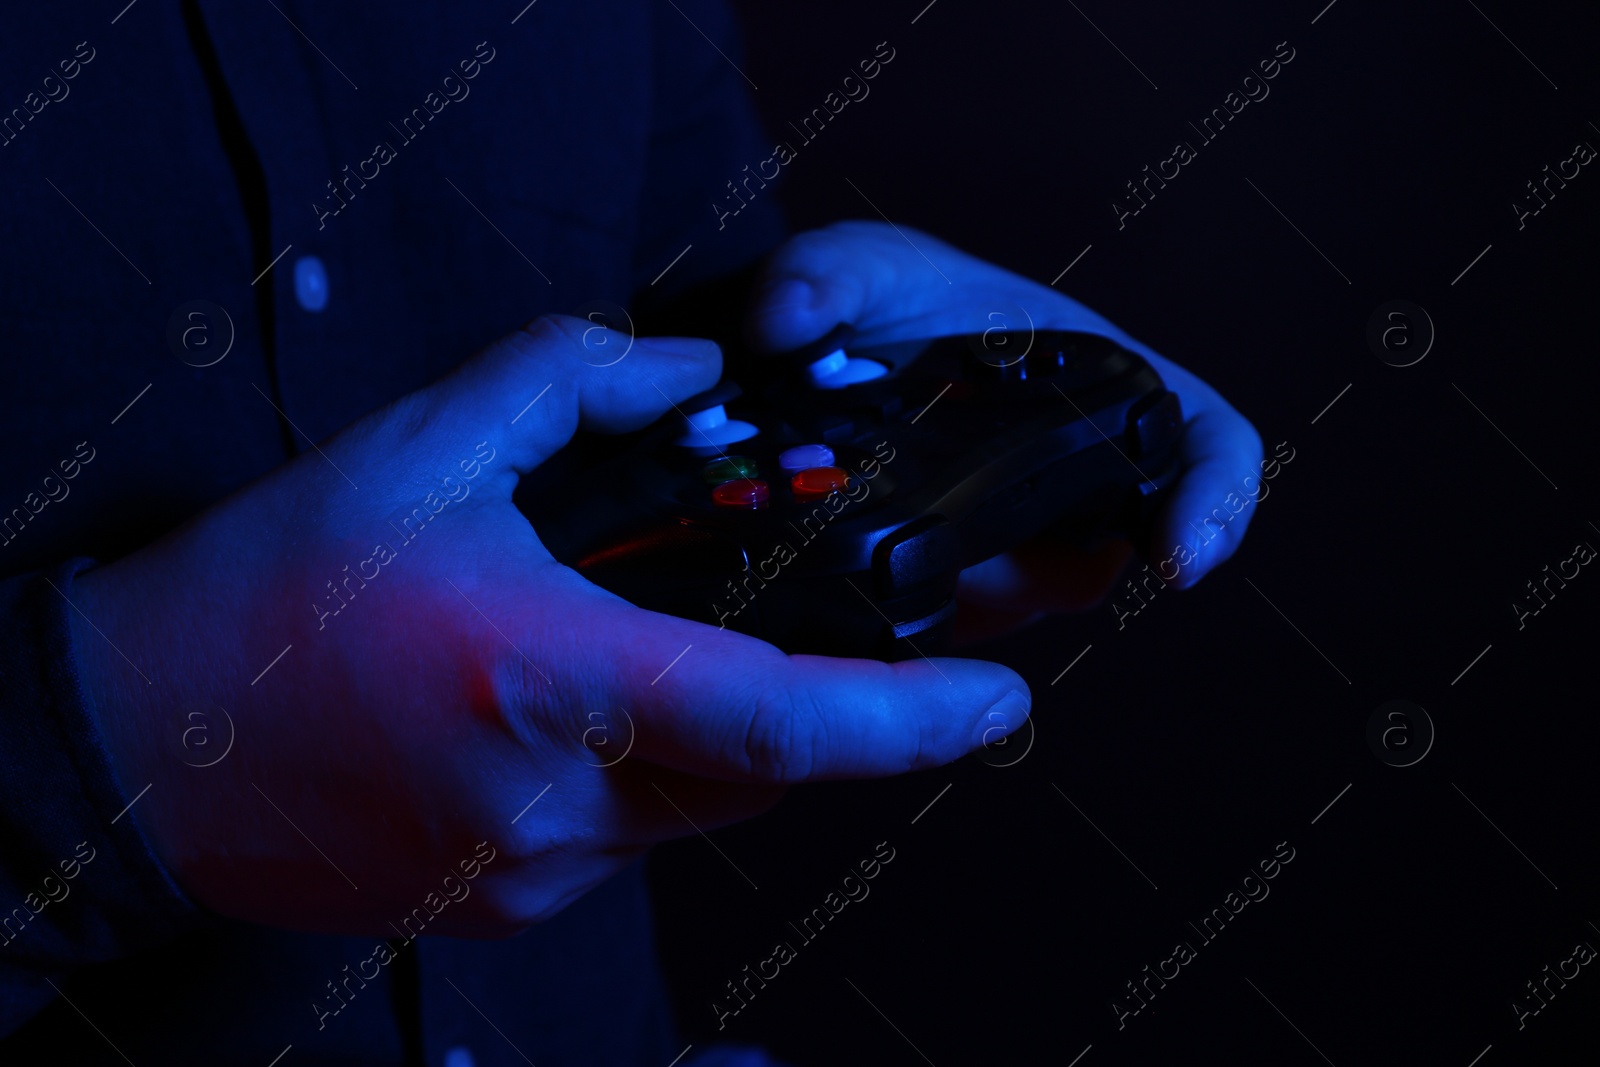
xmin=901 ymin=698 xmax=942 ymax=772
xmin=518 ymin=313 xmax=585 ymax=349
xmin=382 ymin=391 xmax=438 ymax=450
xmin=489 ymin=647 xmax=577 ymax=754
xmin=773 ymin=224 xmax=855 ymax=272
xmin=510 ymin=315 xmax=593 ymax=375
xmin=742 ymin=687 xmax=822 ymax=783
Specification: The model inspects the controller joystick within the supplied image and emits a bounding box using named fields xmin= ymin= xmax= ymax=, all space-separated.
xmin=674 ymin=381 xmax=758 ymax=452
xmin=806 ymin=348 xmax=889 ymax=388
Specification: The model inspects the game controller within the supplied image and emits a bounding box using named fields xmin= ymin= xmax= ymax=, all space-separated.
xmin=525 ymin=329 xmax=1184 ymax=660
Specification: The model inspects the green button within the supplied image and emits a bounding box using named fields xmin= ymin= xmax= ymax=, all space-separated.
xmin=702 ymin=455 xmax=759 ymax=484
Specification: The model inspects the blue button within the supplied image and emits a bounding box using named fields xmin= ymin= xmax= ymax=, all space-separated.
xmin=779 ymin=444 xmax=833 ymax=475
xmin=293 ymin=255 xmax=329 ymax=312
xmin=443 ymin=1048 xmax=475 ymax=1067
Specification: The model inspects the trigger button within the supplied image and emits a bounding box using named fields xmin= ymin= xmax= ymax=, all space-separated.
xmin=872 ymin=516 xmax=959 ymax=599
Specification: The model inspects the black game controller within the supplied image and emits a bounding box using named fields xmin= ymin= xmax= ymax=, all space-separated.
xmin=527 ymin=329 xmax=1183 ymax=660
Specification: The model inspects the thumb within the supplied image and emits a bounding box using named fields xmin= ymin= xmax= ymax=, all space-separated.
xmin=413 ymin=314 xmax=721 ymax=486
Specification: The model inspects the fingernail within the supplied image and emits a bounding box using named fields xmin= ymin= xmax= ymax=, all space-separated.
xmin=757 ymin=278 xmax=816 ymax=316
xmin=972 ymin=688 xmax=1031 ymax=750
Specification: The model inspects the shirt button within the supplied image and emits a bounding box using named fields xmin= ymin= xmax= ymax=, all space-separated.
xmin=442 ymin=1047 xmax=475 ymax=1067
xmin=293 ymin=255 xmax=329 ymax=312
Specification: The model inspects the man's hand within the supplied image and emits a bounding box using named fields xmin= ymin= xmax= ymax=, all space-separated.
xmin=748 ymin=221 xmax=1265 ymax=639
xmin=69 ymin=315 xmax=1029 ymax=938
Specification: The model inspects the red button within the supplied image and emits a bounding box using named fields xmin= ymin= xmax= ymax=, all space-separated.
xmin=711 ymin=478 xmax=769 ymax=508
xmin=790 ymin=466 xmax=850 ymax=502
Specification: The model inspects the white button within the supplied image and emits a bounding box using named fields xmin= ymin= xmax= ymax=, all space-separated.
xmin=443 ymin=1047 xmax=475 ymax=1067
xmin=293 ymin=255 xmax=329 ymax=312
xmin=806 ymin=349 xmax=848 ymax=382
xmin=807 ymin=348 xmax=887 ymax=388
xmin=677 ymin=402 xmax=758 ymax=452
xmin=685 ymin=404 xmax=729 ymax=432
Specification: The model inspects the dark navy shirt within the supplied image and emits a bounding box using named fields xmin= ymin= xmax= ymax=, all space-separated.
xmin=0 ymin=2 xmax=781 ymax=1062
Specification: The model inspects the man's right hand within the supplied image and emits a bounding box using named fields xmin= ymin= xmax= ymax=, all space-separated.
xmin=68 ymin=315 xmax=1031 ymax=938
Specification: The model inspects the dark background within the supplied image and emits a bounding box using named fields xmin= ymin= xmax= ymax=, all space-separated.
xmin=649 ymin=1 xmax=1600 ymax=1063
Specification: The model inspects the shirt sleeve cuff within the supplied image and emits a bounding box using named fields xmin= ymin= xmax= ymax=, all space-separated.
xmin=0 ymin=558 xmax=204 ymax=1029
